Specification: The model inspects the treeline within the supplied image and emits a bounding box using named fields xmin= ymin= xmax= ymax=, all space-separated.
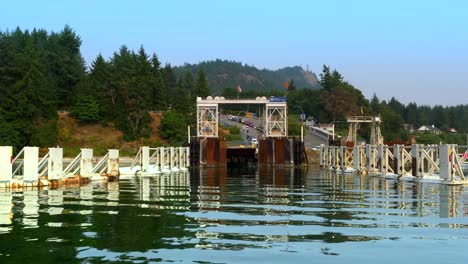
xmin=1 ymin=26 xmax=466 ymax=149
xmin=173 ymin=59 xmax=320 ymax=93
xmin=0 ymin=26 xmax=209 ymax=149
xmin=291 ymin=66 xmax=468 ymax=141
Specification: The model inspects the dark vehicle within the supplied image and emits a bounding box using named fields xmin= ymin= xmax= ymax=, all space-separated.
xmin=246 ymin=121 xmax=254 ymax=127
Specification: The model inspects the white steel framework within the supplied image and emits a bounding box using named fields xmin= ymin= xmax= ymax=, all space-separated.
xmin=346 ymin=116 xmax=383 ymax=145
xmin=265 ymin=103 xmax=288 ymax=137
xmin=197 ymin=103 xmax=219 ymax=138
xmin=196 ymin=96 xmax=288 ymax=138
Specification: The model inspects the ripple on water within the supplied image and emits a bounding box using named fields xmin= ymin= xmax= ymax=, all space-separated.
xmin=0 ymin=169 xmax=467 ymax=263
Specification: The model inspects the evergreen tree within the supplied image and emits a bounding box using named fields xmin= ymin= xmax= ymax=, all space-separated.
xmin=172 ymin=76 xmax=190 ymax=114
xmin=48 ymin=25 xmax=86 ymax=107
xmin=151 ymin=53 xmax=167 ymax=110
xmin=195 ymin=68 xmax=210 ymax=97
xmin=370 ymin=93 xmax=381 ymax=114
xmin=162 ymin=64 xmax=177 ymax=106
xmin=159 ymin=110 xmax=187 ymax=145
xmin=89 ymin=54 xmax=113 ymax=120
xmin=319 ymin=65 xmax=333 ymax=90
xmin=111 ymin=45 xmax=151 ymax=139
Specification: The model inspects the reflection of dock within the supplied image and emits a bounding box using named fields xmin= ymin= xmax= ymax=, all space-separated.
xmin=135 ymin=172 xmax=191 ymax=210
xmin=23 ymin=189 xmax=39 ymax=228
xmin=0 ymin=191 xmax=12 ymax=232
xmin=320 ymin=170 xmax=466 ymax=221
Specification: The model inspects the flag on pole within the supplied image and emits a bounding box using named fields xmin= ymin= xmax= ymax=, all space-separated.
xmin=237 ymin=84 xmax=242 ymax=93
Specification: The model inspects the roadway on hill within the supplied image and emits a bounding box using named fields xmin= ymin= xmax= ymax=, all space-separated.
xmin=220 ymin=115 xmax=261 ymax=143
xmin=220 ymin=114 xmax=328 ymax=148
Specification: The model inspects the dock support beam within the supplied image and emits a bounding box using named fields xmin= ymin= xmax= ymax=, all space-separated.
xmin=412 ymin=145 xmax=421 ymax=178
xmin=353 ymin=146 xmax=360 ymax=172
xmin=339 ymin=146 xmax=345 ymax=171
xmin=48 ymin=148 xmax=63 ymax=180
xmin=439 ymin=144 xmax=451 ymax=181
xmin=0 ymin=146 xmax=13 ymax=182
xmin=23 ymin=147 xmax=39 ymax=182
xmin=80 ymin=148 xmax=93 ymax=177
xmin=331 ymin=146 xmax=336 ymax=170
xmin=394 ymin=145 xmax=401 ymax=175
xmin=141 ymin=146 xmax=150 ymax=172
xmin=107 ymin=149 xmax=119 ymax=176
xmin=378 ymin=144 xmax=384 ymax=174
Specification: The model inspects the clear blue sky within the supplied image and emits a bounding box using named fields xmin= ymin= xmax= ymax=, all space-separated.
xmin=2 ymin=0 xmax=467 ymax=106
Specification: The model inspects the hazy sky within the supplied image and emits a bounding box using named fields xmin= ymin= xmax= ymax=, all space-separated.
xmin=2 ymin=0 xmax=467 ymax=106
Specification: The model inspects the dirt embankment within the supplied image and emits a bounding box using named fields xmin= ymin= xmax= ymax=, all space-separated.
xmin=56 ymin=112 xmax=167 ymax=157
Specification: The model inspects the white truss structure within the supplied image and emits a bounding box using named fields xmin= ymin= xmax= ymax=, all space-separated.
xmin=195 ymin=97 xmax=288 ymax=138
xmin=265 ymin=103 xmax=288 ymax=137
xmin=197 ymin=103 xmax=218 ymax=137
xmin=346 ymin=116 xmax=383 ymax=145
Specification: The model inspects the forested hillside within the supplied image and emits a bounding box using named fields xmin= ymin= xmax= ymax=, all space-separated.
xmin=173 ymin=60 xmax=320 ymax=93
xmin=0 ymin=26 xmax=467 ymax=151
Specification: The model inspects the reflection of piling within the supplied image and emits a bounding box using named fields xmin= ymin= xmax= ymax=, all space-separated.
xmin=439 ymin=185 xmax=461 ymax=220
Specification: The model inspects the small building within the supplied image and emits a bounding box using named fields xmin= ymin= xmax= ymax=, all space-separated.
xmin=417 ymin=125 xmax=442 ymax=134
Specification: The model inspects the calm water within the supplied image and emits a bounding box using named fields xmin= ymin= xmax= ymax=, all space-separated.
xmin=1 ymin=167 xmax=468 ymax=263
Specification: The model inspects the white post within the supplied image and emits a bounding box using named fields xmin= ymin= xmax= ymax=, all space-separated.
xmin=394 ymin=145 xmax=401 ymax=175
xmin=332 ymin=124 xmax=335 ymax=140
xmin=141 ymin=146 xmax=149 ymax=172
xmin=378 ymin=144 xmax=384 ymax=174
xmin=412 ymin=144 xmax=421 ymax=178
xmin=331 ymin=146 xmax=336 ymax=170
xmin=439 ymin=144 xmax=450 ymax=180
xmin=353 ymin=146 xmax=360 ymax=171
xmin=170 ymin=147 xmax=175 ymax=171
xmin=0 ymin=146 xmax=13 ymax=182
xmin=186 ymin=147 xmax=190 ymax=168
xmin=339 ymin=146 xmax=345 ymax=171
xmin=178 ymin=147 xmax=184 ymax=169
xmin=107 ymin=149 xmax=119 ymax=176
xmin=23 ymin=147 xmax=39 ymax=182
xmin=80 ymin=148 xmax=93 ymax=177
xmin=153 ymin=148 xmax=160 ymax=172
xmin=48 ymin=148 xmax=63 ymax=180
xmin=160 ymin=147 xmax=166 ymax=172
xmin=188 ymin=126 xmax=191 ymax=144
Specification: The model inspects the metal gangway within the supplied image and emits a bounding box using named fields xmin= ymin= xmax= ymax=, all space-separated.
xmin=124 ymin=146 xmax=190 ymax=175
xmin=0 ymin=146 xmax=120 ymax=187
xmin=319 ymin=144 xmax=468 ymax=185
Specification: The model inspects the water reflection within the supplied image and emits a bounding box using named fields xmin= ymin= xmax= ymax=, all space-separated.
xmin=0 ymin=169 xmax=467 ymax=263
xmin=0 ymin=190 xmax=12 ymax=234
xmin=23 ymin=188 xmax=39 ymax=228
